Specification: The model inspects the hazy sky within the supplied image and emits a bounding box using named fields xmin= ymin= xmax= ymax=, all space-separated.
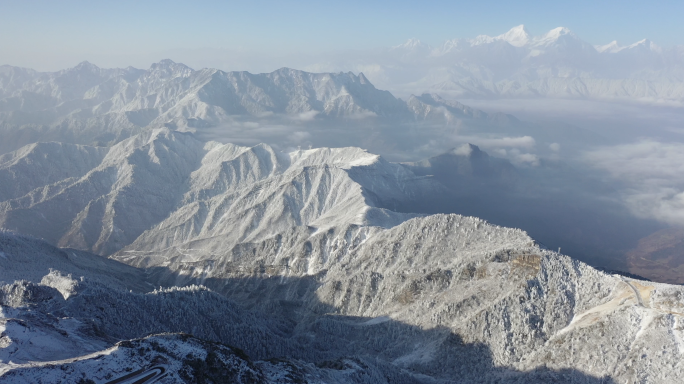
xmin=1 ymin=0 xmax=683 ymax=71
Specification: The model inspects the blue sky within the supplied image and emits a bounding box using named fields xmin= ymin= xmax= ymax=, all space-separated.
xmin=1 ymin=0 xmax=682 ymax=70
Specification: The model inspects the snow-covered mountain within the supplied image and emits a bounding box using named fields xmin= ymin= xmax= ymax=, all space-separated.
xmin=0 ymin=61 xmax=508 ymax=155
xmin=1 ymin=26 xmax=683 ymax=383
xmin=2 ymin=205 xmax=684 ymax=382
xmin=0 ymin=129 xmax=662 ymax=275
xmin=325 ymin=25 xmax=684 ymax=102
xmin=0 ymin=128 xmax=437 ymax=257
xmin=0 ymin=129 xmax=683 ymax=382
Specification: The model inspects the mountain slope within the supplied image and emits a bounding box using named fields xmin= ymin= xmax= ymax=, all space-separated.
xmin=134 ymin=213 xmax=684 ymax=383
xmin=0 ymin=131 xmax=683 ymax=382
xmin=0 ymin=61 xmax=519 ymax=155
xmin=2 ymin=212 xmax=683 ymax=383
xmin=0 ymin=230 xmax=146 ymax=291
xmin=0 ymin=129 xmax=437 ymax=257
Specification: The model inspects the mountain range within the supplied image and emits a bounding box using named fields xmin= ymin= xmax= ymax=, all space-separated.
xmin=0 ymin=126 xmax=666 ymax=275
xmin=309 ymin=25 xmax=684 ymax=102
xmin=2 ymin=197 xmax=684 ymax=382
xmin=0 ymin=60 xmax=516 ymax=156
xmin=1 ymin=49 xmax=684 ymax=382
xmin=0 ymin=126 xmax=682 ymax=381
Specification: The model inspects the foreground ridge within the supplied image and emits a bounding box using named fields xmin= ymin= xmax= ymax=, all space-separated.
xmin=1 ymin=208 xmax=683 ymax=382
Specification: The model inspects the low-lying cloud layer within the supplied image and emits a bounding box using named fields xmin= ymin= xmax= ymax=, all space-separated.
xmin=585 ymin=140 xmax=684 ymax=225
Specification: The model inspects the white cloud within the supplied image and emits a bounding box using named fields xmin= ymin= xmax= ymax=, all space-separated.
xmin=584 ymin=140 xmax=684 ymax=183
xmin=455 ymin=135 xmax=536 ymax=149
xmin=453 ymin=144 xmax=473 ymax=156
xmin=293 ymin=111 xmax=319 ymax=121
xmin=584 ymin=140 xmax=684 ymax=225
xmin=512 ymin=153 xmax=540 ymax=166
xmin=345 ymin=111 xmax=378 ymax=119
xmin=289 ymin=131 xmax=311 ymax=143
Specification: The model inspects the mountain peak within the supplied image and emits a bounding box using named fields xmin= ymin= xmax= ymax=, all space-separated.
xmin=394 ymin=38 xmax=431 ymax=51
xmin=147 ymin=59 xmax=194 ymax=79
xmin=546 ymin=26 xmax=572 ymax=37
xmin=626 ymin=38 xmax=662 ymax=53
xmin=498 ymin=25 xmax=530 ymax=47
xmin=451 ymin=143 xmax=481 ymax=157
xmin=596 ymin=40 xmax=621 ymax=53
xmin=150 ymin=59 xmax=192 ymax=70
xmin=537 ymin=27 xmax=574 ymax=42
xmin=531 ymin=26 xmax=589 ymax=49
xmin=72 ymin=61 xmax=100 ymax=72
xmin=470 ymin=25 xmax=531 ymax=48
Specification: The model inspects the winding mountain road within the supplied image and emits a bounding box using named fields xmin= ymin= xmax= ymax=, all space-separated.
xmin=104 ymin=365 xmax=168 ymax=384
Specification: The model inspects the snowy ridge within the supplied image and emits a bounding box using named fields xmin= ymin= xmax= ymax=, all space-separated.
xmin=0 ymin=61 xmax=514 ymax=154
xmin=0 ymin=142 xmax=108 ymax=201
xmin=0 ymin=130 xmax=683 ymax=381
xmin=0 ymin=230 xmax=146 ymax=290
xmin=0 ymin=129 xmax=437 ymax=259
xmin=139 ymin=213 xmax=684 ymax=382
xmin=0 ymin=26 xmax=682 ymax=158
xmin=1 ymin=211 xmax=684 ymax=382
xmin=355 ymin=25 xmax=684 ymax=102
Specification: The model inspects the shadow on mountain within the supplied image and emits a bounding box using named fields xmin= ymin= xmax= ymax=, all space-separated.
xmin=128 ymin=265 xmax=617 ymax=383
xmin=0 ymin=229 xmax=617 ymax=383
xmin=374 ymin=146 xmax=665 ymax=274
xmin=416 ymin=188 xmax=664 ymax=272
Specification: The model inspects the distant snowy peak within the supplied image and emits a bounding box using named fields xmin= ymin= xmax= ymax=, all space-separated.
xmin=69 ymin=61 xmax=101 ymax=73
xmin=596 ymin=40 xmax=622 ymax=53
xmin=625 ymin=39 xmax=662 ymax=53
xmin=535 ymin=27 xmax=573 ymax=43
xmin=394 ymin=38 xmax=431 ymax=50
xmin=143 ymin=59 xmax=195 ymax=85
xmin=469 ymin=25 xmax=574 ymax=49
xmin=391 ymin=38 xmax=434 ymax=58
xmin=471 ymin=24 xmax=530 ymax=48
xmin=595 ymin=38 xmax=662 ymax=54
xmin=147 ymin=59 xmax=194 ymax=78
xmin=445 ymin=25 xmax=660 ymax=55
xmin=437 ymin=25 xmax=594 ymax=55
xmin=498 ymin=24 xmax=530 ymax=47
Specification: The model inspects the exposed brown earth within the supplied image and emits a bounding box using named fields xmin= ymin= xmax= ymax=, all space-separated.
xmin=626 ymin=227 xmax=684 ymax=284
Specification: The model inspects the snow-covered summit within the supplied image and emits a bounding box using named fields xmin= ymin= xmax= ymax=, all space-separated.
xmin=625 ymin=38 xmax=662 ymax=53
xmin=595 ymin=38 xmax=662 ymax=54
xmin=596 ymin=40 xmax=622 ymax=53
xmin=467 ymin=25 xmax=579 ymax=49
xmin=389 ymin=25 xmax=684 ymax=100
xmin=145 ymin=59 xmax=195 ymax=81
xmin=393 ymin=38 xmax=431 ymax=50
xmin=471 ymin=25 xmax=530 ymax=48
xmin=533 ymin=27 xmax=573 ymax=45
xmin=289 ymin=146 xmax=379 ymax=169
xmin=0 ymin=130 xmax=438 ymax=259
xmin=497 ymin=24 xmax=530 ymax=47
